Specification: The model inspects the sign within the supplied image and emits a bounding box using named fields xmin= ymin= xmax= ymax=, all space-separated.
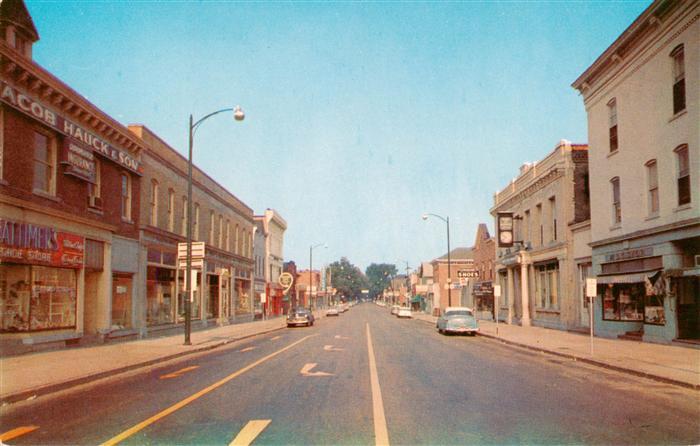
xmin=493 ymin=285 xmax=502 ymax=298
xmin=0 ymin=81 xmax=142 ymax=175
xmin=605 ymin=247 xmax=653 ymax=263
xmin=361 ymin=289 xmax=369 ymax=294
xmin=177 ymin=242 xmax=205 ymax=261
xmin=472 ymin=281 xmax=494 ymax=296
xmin=279 ymin=272 xmax=294 ymax=293
xmin=260 ymin=293 xmax=267 ymax=303
xmin=457 ymin=269 xmax=479 ymax=279
xmin=586 ymin=278 xmax=597 ymax=298
xmin=62 ymin=140 xmax=96 ymax=183
xmin=178 ymin=258 xmax=203 ymax=269
xmin=497 ymin=212 xmax=514 ymax=247
xmin=0 ymin=219 xmax=84 ymax=268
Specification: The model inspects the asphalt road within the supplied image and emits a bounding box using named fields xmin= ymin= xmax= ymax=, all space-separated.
xmin=1 ymin=304 xmax=699 ymax=445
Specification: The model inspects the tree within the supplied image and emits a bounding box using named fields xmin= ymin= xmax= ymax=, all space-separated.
xmin=365 ymin=263 xmax=398 ymax=299
xmin=328 ymin=257 xmax=369 ymax=302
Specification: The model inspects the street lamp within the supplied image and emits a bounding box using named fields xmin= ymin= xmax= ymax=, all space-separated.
xmin=422 ymin=213 xmax=452 ymax=308
xmin=309 ymin=243 xmax=326 ymax=309
xmin=184 ymin=106 xmax=245 ymax=346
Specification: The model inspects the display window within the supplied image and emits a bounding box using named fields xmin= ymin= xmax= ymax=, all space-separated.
xmin=111 ymin=274 xmax=133 ymax=329
xmin=235 ymin=278 xmax=250 ymax=314
xmin=177 ymin=269 xmax=201 ymax=320
xmin=0 ymin=264 xmax=77 ymax=332
xmin=601 ymin=283 xmax=644 ymax=321
xmin=147 ymin=266 xmax=175 ymax=325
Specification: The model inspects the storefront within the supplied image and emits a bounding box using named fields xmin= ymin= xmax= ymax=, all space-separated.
xmin=145 ymin=240 xmax=178 ymax=326
xmin=472 ymin=281 xmax=494 ymax=320
xmin=0 ymin=219 xmax=84 ymax=335
xmin=234 ymin=269 xmax=252 ymax=320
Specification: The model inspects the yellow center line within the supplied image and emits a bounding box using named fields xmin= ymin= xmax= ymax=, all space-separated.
xmin=229 ymin=419 xmax=271 ymax=446
xmin=159 ymin=365 xmax=200 ymax=379
xmin=100 ymin=335 xmax=314 ymax=446
xmin=0 ymin=425 xmax=39 ymax=442
xmin=366 ymin=323 xmax=390 ymax=446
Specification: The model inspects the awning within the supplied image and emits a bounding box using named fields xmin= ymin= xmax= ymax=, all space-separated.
xmin=596 ymin=270 xmax=661 ymax=285
xmin=411 ymin=296 xmax=422 ymax=303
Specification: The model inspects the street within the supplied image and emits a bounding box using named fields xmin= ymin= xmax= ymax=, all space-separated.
xmin=2 ymin=304 xmax=699 ymax=445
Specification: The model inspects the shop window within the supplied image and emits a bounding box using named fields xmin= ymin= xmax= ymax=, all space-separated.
xmin=611 ymin=177 xmax=621 ymax=224
xmin=111 ymin=274 xmax=132 ymax=329
xmin=0 ymin=265 xmax=77 ymax=332
xmin=120 ymin=173 xmax=132 ymax=221
xmin=675 ymin=145 xmax=691 ymax=206
xmin=535 ymin=262 xmax=559 ymax=309
xmin=146 ymin=266 xmax=175 ymax=325
xmin=608 ymin=98 xmax=618 ymax=152
xmin=150 ymin=179 xmax=159 ymax=227
xmin=33 ymin=130 xmax=56 ymax=195
xmin=601 ymin=283 xmax=644 ymax=321
xmin=167 ymin=189 xmax=175 ymax=232
xmin=671 ymin=45 xmax=685 ymax=115
xmin=646 ymin=160 xmax=659 ymax=215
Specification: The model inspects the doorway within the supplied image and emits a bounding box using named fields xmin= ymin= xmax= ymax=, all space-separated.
xmin=207 ymin=274 xmax=220 ymax=319
xmin=677 ymin=277 xmax=700 ymax=339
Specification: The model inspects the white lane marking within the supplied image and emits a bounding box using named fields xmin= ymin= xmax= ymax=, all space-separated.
xmin=366 ymin=323 xmax=390 ymax=446
xmin=323 ymin=344 xmax=344 ymax=351
xmin=300 ymin=363 xmax=334 ymax=377
xmin=334 ymin=335 xmax=350 ymax=340
xmin=229 ymin=419 xmax=271 ymax=446
xmin=239 ymin=347 xmax=256 ymax=352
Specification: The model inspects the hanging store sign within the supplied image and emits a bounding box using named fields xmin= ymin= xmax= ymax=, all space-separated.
xmin=0 ymin=219 xmax=84 ymax=268
xmin=497 ymin=212 xmax=514 ymax=247
xmin=61 ymin=140 xmax=96 ymax=183
xmin=0 ymin=81 xmax=141 ymax=175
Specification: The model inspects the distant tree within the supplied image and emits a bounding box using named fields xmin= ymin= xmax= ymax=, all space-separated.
xmin=365 ymin=263 xmax=398 ymax=299
xmin=328 ymin=257 xmax=369 ymax=301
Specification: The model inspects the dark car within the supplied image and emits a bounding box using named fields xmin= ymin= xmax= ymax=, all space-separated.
xmin=287 ymin=308 xmax=315 ymax=327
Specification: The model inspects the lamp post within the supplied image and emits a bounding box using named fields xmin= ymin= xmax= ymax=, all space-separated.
xmin=422 ymin=213 xmax=452 ymax=308
xmin=309 ymin=243 xmax=326 ymax=309
xmin=184 ymin=106 xmax=245 ymax=346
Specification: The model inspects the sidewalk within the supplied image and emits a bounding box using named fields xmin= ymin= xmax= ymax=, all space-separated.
xmin=412 ymin=312 xmax=700 ymax=390
xmin=0 ymin=316 xmax=292 ymax=405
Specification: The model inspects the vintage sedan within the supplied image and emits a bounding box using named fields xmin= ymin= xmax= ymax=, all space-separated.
xmin=287 ymin=308 xmax=315 ymax=327
xmin=326 ymin=306 xmax=340 ymax=317
xmin=436 ymin=307 xmax=479 ymax=335
xmin=397 ymin=307 xmax=412 ymax=318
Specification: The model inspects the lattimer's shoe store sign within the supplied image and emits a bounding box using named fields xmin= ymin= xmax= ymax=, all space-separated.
xmin=0 ymin=219 xmax=84 ymax=268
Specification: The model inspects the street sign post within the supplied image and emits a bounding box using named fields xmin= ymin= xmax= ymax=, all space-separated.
xmin=493 ymin=285 xmax=502 ymax=335
xmin=586 ymin=278 xmax=597 ymax=356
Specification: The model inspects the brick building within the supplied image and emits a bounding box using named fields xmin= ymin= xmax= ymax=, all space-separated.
xmin=0 ymin=0 xmax=146 ymax=352
xmin=469 ymin=224 xmax=496 ymax=320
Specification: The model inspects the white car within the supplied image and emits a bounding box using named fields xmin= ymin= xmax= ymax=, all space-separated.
xmin=390 ymin=305 xmax=400 ymax=315
xmin=326 ymin=307 xmax=340 ymax=316
xmin=397 ymin=307 xmax=412 ymax=318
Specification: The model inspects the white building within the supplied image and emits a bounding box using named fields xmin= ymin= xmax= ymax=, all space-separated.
xmin=253 ymin=209 xmax=287 ymax=316
xmin=572 ymin=0 xmax=699 ymax=344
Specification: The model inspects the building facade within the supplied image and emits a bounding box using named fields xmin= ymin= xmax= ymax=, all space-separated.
xmin=491 ymin=140 xmax=589 ymax=330
xmin=128 ymin=125 xmax=255 ymax=333
xmin=0 ymin=0 xmax=146 ymax=353
xmin=572 ymin=0 xmax=699 ymax=343
xmin=430 ymin=247 xmax=475 ymax=313
xmin=469 ymin=224 xmax=496 ymax=320
xmin=254 ymin=209 xmax=287 ymax=317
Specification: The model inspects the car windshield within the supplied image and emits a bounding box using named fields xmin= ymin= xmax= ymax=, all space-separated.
xmin=445 ymin=310 xmax=473 ymax=317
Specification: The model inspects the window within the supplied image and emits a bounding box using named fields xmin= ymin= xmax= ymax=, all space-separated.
xmin=88 ymin=160 xmax=101 ymax=204
xmin=0 ymin=108 xmax=4 ymax=180
xmin=225 ymin=220 xmax=230 ymax=251
xmin=671 ymin=45 xmax=685 ymax=115
xmin=193 ymin=203 xmax=200 ymax=241
xmin=235 ymin=225 xmax=240 ymax=255
xmin=150 ymin=180 xmax=159 ymax=227
xmin=524 ymin=210 xmax=530 ymax=244
xmin=676 ymin=145 xmax=691 ymax=205
xmin=602 ymin=283 xmax=644 ymax=321
xmin=611 ymin=177 xmax=621 ymax=224
xmin=181 ymin=196 xmax=188 ymax=237
xmin=549 ymin=197 xmax=557 ymax=241
xmin=120 ymin=173 xmax=131 ymax=221
xmin=167 ymin=189 xmax=175 ymax=232
xmin=33 ymin=130 xmax=56 ymax=195
xmin=536 ymin=204 xmax=543 ymax=246
xmin=218 ymin=215 xmax=224 ymax=248
xmin=536 ymin=262 xmax=559 ymax=309
xmin=608 ymin=99 xmax=618 ymax=152
xmin=646 ymin=160 xmax=659 ymax=214
xmin=209 ymin=210 xmax=215 ymax=245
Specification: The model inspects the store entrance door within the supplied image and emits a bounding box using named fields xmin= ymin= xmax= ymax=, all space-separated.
xmin=677 ymin=277 xmax=700 ymax=340
xmin=207 ymin=274 xmax=220 ymax=319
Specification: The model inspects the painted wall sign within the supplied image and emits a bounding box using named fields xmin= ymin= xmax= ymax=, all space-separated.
xmin=0 ymin=81 xmax=142 ymax=175
xmin=605 ymin=247 xmax=654 ymax=263
xmin=0 ymin=219 xmax=84 ymax=268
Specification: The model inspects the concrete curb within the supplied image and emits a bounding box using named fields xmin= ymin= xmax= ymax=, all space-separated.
xmin=413 ymin=316 xmax=699 ymax=391
xmin=0 ymin=325 xmax=286 ymax=406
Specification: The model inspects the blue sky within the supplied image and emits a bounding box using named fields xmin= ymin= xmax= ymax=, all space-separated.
xmin=26 ymin=0 xmax=650 ymax=271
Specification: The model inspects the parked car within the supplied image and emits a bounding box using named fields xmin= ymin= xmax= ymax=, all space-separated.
xmin=326 ymin=306 xmax=340 ymax=317
xmin=390 ymin=305 xmax=400 ymax=315
xmin=397 ymin=307 xmax=412 ymax=318
xmin=287 ymin=308 xmax=315 ymax=327
xmin=436 ymin=307 xmax=479 ymax=335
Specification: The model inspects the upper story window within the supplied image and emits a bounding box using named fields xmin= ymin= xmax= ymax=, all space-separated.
xmin=181 ymin=196 xmax=188 ymax=237
xmin=193 ymin=203 xmax=200 ymax=241
xmin=0 ymin=109 xmax=4 ymax=181
xmin=167 ymin=189 xmax=175 ymax=232
xmin=675 ymin=145 xmax=691 ymax=206
xmin=218 ymin=215 xmax=224 ymax=248
xmin=646 ymin=160 xmax=659 ymax=215
xmin=671 ymin=45 xmax=685 ymax=115
xmin=88 ymin=159 xmax=101 ymax=206
xmin=150 ymin=179 xmax=159 ymax=227
xmin=536 ymin=203 xmax=543 ymax=246
xmin=524 ymin=209 xmax=530 ymax=244
xmin=235 ymin=225 xmax=240 ymax=255
xmin=549 ymin=196 xmax=557 ymax=241
xmin=209 ymin=210 xmax=215 ymax=245
xmin=608 ymin=98 xmax=618 ymax=152
xmin=611 ymin=177 xmax=621 ymax=224
xmin=225 ymin=220 xmax=231 ymax=251
xmin=120 ymin=173 xmax=132 ymax=221
xmin=33 ymin=130 xmax=56 ymax=196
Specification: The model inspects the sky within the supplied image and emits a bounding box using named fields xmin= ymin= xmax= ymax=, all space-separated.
xmin=26 ymin=0 xmax=650 ymax=272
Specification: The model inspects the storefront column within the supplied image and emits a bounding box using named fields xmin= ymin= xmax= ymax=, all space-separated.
xmin=520 ymin=258 xmax=531 ymax=327
xmin=506 ymin=267 xmax=514 ymax=324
